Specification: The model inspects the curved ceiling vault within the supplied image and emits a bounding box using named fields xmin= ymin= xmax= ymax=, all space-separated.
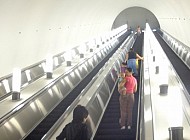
xmin=112 ymin=7 xmax=160 ymax=30
xmin=0 ymin=0 xmax=190 ymax=77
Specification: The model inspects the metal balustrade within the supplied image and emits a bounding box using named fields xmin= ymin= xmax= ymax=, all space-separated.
xmin=143 ymin=26 xmax=190 ymax=140
xmin=44 ymin=33 xmax=135 ymax=140
xmin=159 ymin=29 xmax=190 ymax=69
xmin=0 ymin=29 xmax=132 ymax=140
xmin=0 ymin=26 xmax=128 ymax=100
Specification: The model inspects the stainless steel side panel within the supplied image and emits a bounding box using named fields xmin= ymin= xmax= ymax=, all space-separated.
xmin=37 ymin=90 xmax=61 ymax=115
xmin=0 ymin=101 xmax=44 ymax=140
xmin=55 ymin=79 xmax=72 ymax=97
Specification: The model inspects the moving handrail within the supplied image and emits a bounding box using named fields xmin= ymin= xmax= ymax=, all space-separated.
xmin=157 ymin=29 xmax=190 ymax=130
xmin=158 ymin=29 xmax=190 ymax=70
xmin=135 ymin=42 xmax=144 ymax=140
xmin=157 ymin=29 xmax=190 ymax=104
xmin=0 ymin=31 xmax=131 ymax=140
xmin=41 ymin=64 xmax=100 ymax=140
xmin=44 ymin=33 xmax=135 ymax=140
xmin=0 ymin=44 xmax=107 ymax=101
xmin=0 ymin=38 xmax=118 ymax=122
xmin=0 ymin=26 xmax=128 ymax=100
xmin=142 ymin=24 xmax=190 ymax=140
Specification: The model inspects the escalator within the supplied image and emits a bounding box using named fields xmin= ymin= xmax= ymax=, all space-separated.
xmin=93 ymin=33 xmax=144 ymax=140
xmin=24 ymin=32 xmax=131 ymax=140
xmin=154 ymin=32 xmax=190 ymax=93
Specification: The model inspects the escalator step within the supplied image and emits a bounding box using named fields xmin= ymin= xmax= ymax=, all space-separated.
xmin=94 ymin=33 xmax=143 ymax=140
xmin=94 ymin=134 xmax=135 ymax=140
xmin=25 ymin=33 xmax=130 ymax=139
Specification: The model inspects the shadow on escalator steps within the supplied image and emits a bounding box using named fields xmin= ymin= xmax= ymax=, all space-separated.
xmin=93 ymin=33 xmax=143 ymax=140
xmin=93 ymin=84 xmax=139 ymax=140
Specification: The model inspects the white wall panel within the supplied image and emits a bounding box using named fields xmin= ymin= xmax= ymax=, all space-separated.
xmin=0 ymin=0 xmax=190 ymax=77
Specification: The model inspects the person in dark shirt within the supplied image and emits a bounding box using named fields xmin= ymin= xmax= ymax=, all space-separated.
xmin=125 ymin=48 xmax=143 ymax=76
xmin=56 ymin=105 xmax=89 ymax=140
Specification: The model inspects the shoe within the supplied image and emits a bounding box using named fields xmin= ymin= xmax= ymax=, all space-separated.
xmin=121 ymin=126 xmax=125 ymax=130
xmin=127 ymin=126 xmax=131 ymax=129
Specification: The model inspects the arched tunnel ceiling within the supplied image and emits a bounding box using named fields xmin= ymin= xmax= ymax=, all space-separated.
xmin=0 ymin=0 xmax=190 ymax=77
xmin=112 ymin=7 xmax=160 ymax=30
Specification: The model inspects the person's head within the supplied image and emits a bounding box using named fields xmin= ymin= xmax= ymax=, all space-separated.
xmin=121 ymin=62 xmax=127 ymax=66
xmin=73 ymin=105 xmax=89 ymax=123
xmin=119 ymin=72 xmax=125 ymax=78
xmin=129 ymin=48 xmax=134 ymax=51
xmin=126 ymin=67 xmax=133 ymax=76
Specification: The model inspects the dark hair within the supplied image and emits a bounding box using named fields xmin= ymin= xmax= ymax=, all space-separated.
xmin=122 ymin=62 xmax=126 ymax=65
xmin=126 ymin=67 xmax=133 ymax=73
xmin=130 ymin=48 xmax=134 ymax=51
xmin=73 ymin=105 xmax=88 ymax=123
